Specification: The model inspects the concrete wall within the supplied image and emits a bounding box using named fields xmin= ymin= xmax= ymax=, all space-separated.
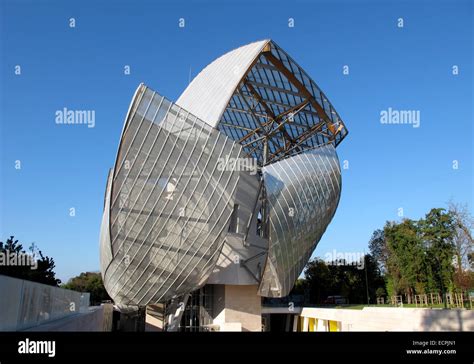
xmin=212 ymin=284 xmax=262 ymax=331
xmin=296 ymin=307 xmax=474 ymax=331
xmin=145 ymin=313 xmax=163 ymax=332
xmin=145 ymin=304 xmax=164 ymax=332
xmin=24 ymin=304 xmax=113 ymax=332
xmin=0 ymin=275 xmax=90 ymax=331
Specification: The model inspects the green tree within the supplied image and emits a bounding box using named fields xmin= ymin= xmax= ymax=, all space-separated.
xmin=468 ymin=252 xmax=474 ymax=269
xmin=384 ymin=219 xmax=429 ymax=295
xmin=301 ymin=204 xmax=471 ymax=305
xmin=420 ymin=208 xmax=457 ymax=294
xmin=62 ymin=272 xmax=111 ymax=305
xmin=372 ymin=207 xmax=462 ymax=298
xmin=291 ymin=278 xmax=307 ymax=295
xmin=364 ymin=254 xmax=386 ymax=303
xmin=304 ymin=258 xmax=332 ymax=303
xmin=448 ymin=202 xmax=474 ymax=291
xmin=303 ymin=255 xmax=384 ymax=304
xmin=0 ymin=236 xmax=61 ymax=286
xmin=376 ymin=287 xmax=386 ymax=299
xmin=369 ymin=229 xmax=388 ymax=274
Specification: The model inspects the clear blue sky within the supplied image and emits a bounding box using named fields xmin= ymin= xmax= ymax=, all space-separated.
xmin=1 ymin=0 xmax=472 ymax=283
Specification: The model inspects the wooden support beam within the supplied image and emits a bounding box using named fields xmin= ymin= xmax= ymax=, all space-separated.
xmin=262 ymin=51 xmax=338 ymax=138
xmin=235 ymin=87 xmax=268 ymax=144
xmin=276 ymin=99 xmax=309 ymax=120
xmin=244 ymin=81 xmax=298 ymax=148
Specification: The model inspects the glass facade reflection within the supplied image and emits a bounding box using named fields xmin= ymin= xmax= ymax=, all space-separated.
xmin=101 ymin=85 xmax=243 ymax=306
xmin=258 ymin=145 xmax=341 ymax=297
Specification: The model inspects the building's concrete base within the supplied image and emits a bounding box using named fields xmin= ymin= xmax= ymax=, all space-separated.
xmin=262 ymin=306 xmax=474 ymax=331
xmin=212 ymin=284 xmax=262 ymax=332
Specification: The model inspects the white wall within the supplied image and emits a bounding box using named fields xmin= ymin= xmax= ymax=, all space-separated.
xmin=298 ymin=307 xmax=474 ymax=331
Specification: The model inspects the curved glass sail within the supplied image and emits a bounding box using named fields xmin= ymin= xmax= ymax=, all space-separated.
xmin=101 ymin=85 xmax=243 ymax=307
xmin=258 ymin=145 xmax=341 ymax=297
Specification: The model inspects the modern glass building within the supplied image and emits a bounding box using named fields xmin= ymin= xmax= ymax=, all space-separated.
xmin=100 ymin=39 xmax=348 ymax=331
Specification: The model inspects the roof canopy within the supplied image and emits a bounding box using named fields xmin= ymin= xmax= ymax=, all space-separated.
xmin=177 ymin=39 xmax=348 ymax=166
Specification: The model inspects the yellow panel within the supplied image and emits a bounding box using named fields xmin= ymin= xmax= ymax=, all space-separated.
xmin=308 ymin=318 xmax=315 ymax=332
xmin=329 ymin=320 xmax=339 ymax=332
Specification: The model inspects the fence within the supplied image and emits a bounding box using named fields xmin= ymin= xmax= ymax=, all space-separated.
xmin=384 ymin=291 xmax=473 ymax=309
xmin=0 ymin=275 xmax=90 ymax=331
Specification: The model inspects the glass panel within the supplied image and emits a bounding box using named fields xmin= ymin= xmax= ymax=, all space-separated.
xmin=103 ymin=86 xmax=243 ymax=306
xmin=259 ymin=144 xmax=342 ymax=297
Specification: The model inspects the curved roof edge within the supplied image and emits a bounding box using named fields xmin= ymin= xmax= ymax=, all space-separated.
xmin=176 ymin=39 xmax=270 ymax=128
